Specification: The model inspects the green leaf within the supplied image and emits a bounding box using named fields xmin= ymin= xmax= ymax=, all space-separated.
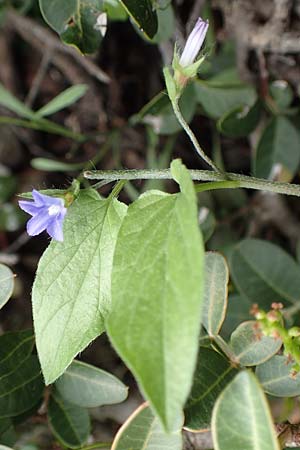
xmin=111 ymin=403 xmax=182 ymax=450
xmin=195 ymin=80 xmax=257 ymax=119
xmin=0 ymin=356 xmax=44 ymax=418
xmin=107 ymin=160 xmax=204 ymax=431
xmin=212 ymin=371 xmax=280 ymax=450
xmin=0 ymin=83 xmax=34 ymax=119
xmin=202 ymin=252 xmax=229 ymax=336
xmin=230 ymin=321 xmax=282 ymax=366
xmin=119 ymin=0 xmax=158 ymax=39
xmin=0 ymin=330 xmax=34 ymax=372
xmin=254 ymin=117 xmax=300 ymax=180
xmin=32 ymin=190 xmax=127 ymax=384
xmin=230 ymin=239 xmax=300 ymax=308
xmin=217 ymin=101 xmax=261 ymax=137
xmin=48 ymin=390 xmax=90 ymax=449
xmin=256 ymin=355 xmax=300 ymax=397
xmin=184 ymin=347 xmax=237 ymax=431
xmin=35 ymin=85 xmax=88 ymax=118
xmin=55 ymin=360 xmax=128 ymax=407
xmin=31 ymin=158 xmax=84 ymax=172
xmin=39 ymin=0 xmax=105 ymax=54
xmin=0 ymin=264 xmax=14 ymax=310
xmin=130 ymin=90 xmax=169 ymax=126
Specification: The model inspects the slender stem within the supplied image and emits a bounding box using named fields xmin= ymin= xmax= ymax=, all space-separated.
xmin=84 ymin=168 xmax=300 ymax=197
xmin=172 ymin=98 xmax=222 ymax=173
xmin=108 ymin=180 xmax=128 ymax=199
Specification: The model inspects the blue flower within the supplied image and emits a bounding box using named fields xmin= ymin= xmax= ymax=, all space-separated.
xmin=19 ymin=190 xmax=67 ymax=242
xmin=179 ymin=17 xmax=209 ymax=67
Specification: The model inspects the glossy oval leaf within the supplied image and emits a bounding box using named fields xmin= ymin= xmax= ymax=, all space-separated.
xmin=32 ymin=190 xmax=127 ymax=384
xmin=202 ymin=252 xmax=229 ymax=336
xmin=35 ymin=85 xmax=88 ymax=118
xmin=212 ymin=371 xmax=280 ymax=450
xmin=0 ymin=265 xmax=14 ymax=310
xmin=0 ymin=330 xmax=34 ymax=372
xmin=230 ymin=321 xmax=282 ymax=367
xmin=195 ymin=80 xmax=257 ymax=119
xmin=184 ymin=347 xmax=237 ymax=431
xmin=120 ymin=0 xmax=158 ymax=39
xmin=55 ymin=360 xmax=128 ymax=407
xmin=111 ymin=403 xmax=182 ymax=450
xmin=256 ymin=355 xmax=300 ymax=397
xmin=254 ymin=117 xmax=300 ymax=180
xmin=48 ymin=390 xmax=90 ymax=449
xmin=39 ymin=0 xmax=105 ymax=54
xmin=230 ymin=239 xmax=300 ymax=308
xmin=221 ymin=294 xmax=252 ymax=340
xmin=107 ymin=160 xmax=204 ymax=432
xmin=0 ymin=356 xmax=44 ymax=418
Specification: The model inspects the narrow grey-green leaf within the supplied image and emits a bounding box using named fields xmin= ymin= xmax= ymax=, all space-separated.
xmin=48 ymin=390 xmax=90 ymax=449
xmin=35 ymin=85 xmax=88 ymax=118
xmin=32 ymin=190 xmax=127 ymax=384
xmin=0 ymin=265 xmax=14 ymax=310
xmin=111 ymin=403 xmax=182 ymax=450
xmin=107 ymin=159 xmax=204 ymax=431
xmin=0 ymin=330 xmax=34 ymax=372
xmin=202 ymin=252 xmax=229 ymax=336
xmin=31 ymin=158 xmax=84 ymax=172
xmin=230 ymin=239 xmax=300 ymax=307
xmin=212 ymin=371 xmax=280 ymax=450
xmin=120 ymin=0 xmax=158 ymax=39
xmin=0 ymin=83 xmax=34 ymax=119
xmin=256 ymin=355 xmax=300 ymax=397
xmin=55 ymin=360 xmax=128 ymax=407
xmin=254 ymin=117 xmax=300 ymax=180
xmin=230 ymin=321 xmax=282 ymax=367
xmin=184 ymin=347 xmax=237 ymax=431
xmin=0 ymin=356 xmax=44 ymax=418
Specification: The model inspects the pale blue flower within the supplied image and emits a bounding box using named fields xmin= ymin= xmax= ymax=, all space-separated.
xmin=19 ymin=190 xmax=67 ymax=242
xmin=179 ymin=17 xmax=209 ymax=67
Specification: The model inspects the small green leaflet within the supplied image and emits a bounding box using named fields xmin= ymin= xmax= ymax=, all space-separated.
xmin=201 ymin=252 xmax=229 ymax=336
xmin=55 ymin=360 xmax=128 ymax=407
xmin=256 ymin=355 xmax=300 ymax=397
xmin=48 ymin=389 xmax=90 ymax=449
xmin=107 ymin=160 xmax=204 ymax=432
xmin=212 ymin=371 xmax=280 ymax=450
xmin=32 ymin=190 xmax=127 ymax=384
xmin=111 ymin=403 xmax=182 ymax=450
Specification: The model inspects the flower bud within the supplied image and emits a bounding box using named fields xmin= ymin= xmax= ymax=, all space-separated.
xmin=179 ymin=18 xmax=209 ymax=67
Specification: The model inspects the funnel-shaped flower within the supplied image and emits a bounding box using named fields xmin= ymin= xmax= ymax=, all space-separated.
xmin=179 ymin=18 xmax=209 ymax=67
xmin=19 ymin=190 xmax=67 ymax=242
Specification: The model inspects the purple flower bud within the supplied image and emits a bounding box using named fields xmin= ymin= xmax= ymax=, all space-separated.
xmin=179 ymin=17 xmax=209 ymax=67
xmin=19 ymin=190 xmax=67 ymax=242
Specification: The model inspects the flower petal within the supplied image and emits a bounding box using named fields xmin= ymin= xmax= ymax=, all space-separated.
xmin=46 ymin=218 xmax=64 ymax=242
xmin=32 ymin=190 xmax=64 ymax=207
xmin=179 ymin=17 xmax=209 ymax=67
xmin=18 ymin=200 xmax=41 ymax=216
xmin=26 ymin=212 xmax=51 ymax=236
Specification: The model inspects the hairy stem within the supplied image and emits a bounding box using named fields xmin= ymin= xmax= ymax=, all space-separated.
xmin=172 ymin=98 xmax=222 ymax=173
xmin=84 ymin=168 xmax=300 ymax=197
